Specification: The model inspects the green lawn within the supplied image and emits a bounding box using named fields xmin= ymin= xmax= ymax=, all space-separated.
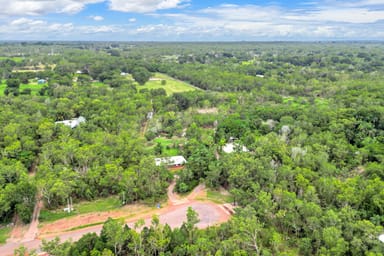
xmin=39 ymin=196 xmax=122 ymax=223
xmin=0 ymin=227 xmax=11 ymax=244
xmin=0 ymin=81 xmax=5 ymax=96
xmin=206 ymin=190 xmax=234 ymax=204
xmin=20 ymin=83 xmax=45 ymax=95
xmin=0 ymin=80 xmax=45 ymax=96
xmin=138 ymin=73 xmax=197 ymax=95
xmin=153 ymin=137 xmax=184 ymax=156
xmin=0 ymin=56 xmax=24 ymax=63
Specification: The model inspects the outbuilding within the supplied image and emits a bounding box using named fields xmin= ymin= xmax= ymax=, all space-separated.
xmin=55 ymin=116 xmax=86 ymax=128
xmin=155 ymin=156 xmax=187 ymax=167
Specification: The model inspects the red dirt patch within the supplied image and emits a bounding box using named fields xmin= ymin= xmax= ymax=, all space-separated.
xmin=39 ymin=204 xmax=151 ymax=236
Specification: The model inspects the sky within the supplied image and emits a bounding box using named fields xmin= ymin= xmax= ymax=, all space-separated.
xmin=0 ymin=0 xmax=383 ymax=41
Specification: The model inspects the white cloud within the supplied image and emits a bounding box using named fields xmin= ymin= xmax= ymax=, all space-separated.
xmin=89 ymin=15 xmax=104 ymax=21
xmin=142 ymin=3 xmax=384 ymax=40
xmin=0 ymin=17 xmax=124 ymax=40
xmin=0 ymin=18 xmax=74 ymax=37
xmin=285 ymin=7 xmax=384 ymax=23
xmin=109 ymin=0 xmax=189 ymax=13
xmin=200 ymin=4 xmax=281 ymax=21
xmin=328 ymin=0 xmax=384 ymax=7
xmin=79 ymin=25 xmax=123 ymax=33
xmin=0 ymin=0 xmax=104 ymax=16
xmin=0 ymin=0 xmax=191 ymax=17
xmin=0 ymin=1 xmax=384 ymax=40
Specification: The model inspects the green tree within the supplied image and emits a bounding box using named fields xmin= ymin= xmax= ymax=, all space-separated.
xmin=183 ymin=207 xmax=200 ymax=243
xmin=100 ymin=218 xmax=127 ymax=256
xmin=132 ymin=67 xmax=151 ymax=85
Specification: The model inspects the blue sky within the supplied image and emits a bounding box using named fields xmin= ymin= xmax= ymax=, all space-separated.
xmin=0 ymin=0 xmax=383 ymax=41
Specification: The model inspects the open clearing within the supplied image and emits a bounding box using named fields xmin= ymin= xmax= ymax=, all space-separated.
xmin=39 ymin=196 xmax=122 ymax=223
xmin=0 ymin=56 xmax=24 ymax=63
xmin=0 ymin=181 xmax=232 ymax=256
xmin=0 ymin=80 xmax=45 ymax=96
xmin=152 ymin=137 xmax=185 ymax=156
xmin=138 ymin=73 xmax=197 ymax=95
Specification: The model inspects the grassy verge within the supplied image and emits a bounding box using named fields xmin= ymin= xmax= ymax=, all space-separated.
xmin=39 ymin=196 xmax=122 ymax=223
xmin=139 ymin=73 xmax=196 ymax=95
xmin=67 ymin=221 xmax=106 ymax=231
xmin=197 ymin=189 xmax=233 ymax=204
xmin=0 ymin=227 xmax=11 ymax=244
xmin=0 ymin=81 xmax=5 ymax=96
xmin=39 ymin=210 xmax=76 ymax=223
xmin=65 ymin=208 xmax=155 ymax=232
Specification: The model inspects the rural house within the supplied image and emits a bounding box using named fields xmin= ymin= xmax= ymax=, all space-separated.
xmin=155 ymin=156 xmax=187 ymax=167
xmin=55 ymin=116 xmax=86 ymax=128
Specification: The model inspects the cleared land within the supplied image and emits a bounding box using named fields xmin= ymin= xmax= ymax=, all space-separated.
xmin=39 ymin=196 xmax=122 ymax=223
xmin=0 ymin=57 xmax=24 ymax=63
xmin=0 ymin=80 xmax=45 ymax=96
xmin=152 ymin=137 xmax=185 ymax=156
xmin=139 ymin=73 xmax=197 ymax=95
xmin=0 ymin=182 xmax=232 ymax=256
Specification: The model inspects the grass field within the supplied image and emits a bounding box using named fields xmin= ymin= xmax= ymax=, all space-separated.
xmin=20 ymin=83 xmax=45 ymax=95
xmin=0 ymin=227 xmax=11 ymax=244
xmin=153 ymin=137 xmax=184 ymax=156
xmin=92 ymin=81 xmax=106 ymax=86
xmin=39 ymin=196 xmax=122 ymax=223
xmin=0 ymin=56 xmax=24 ymax=63
xmin=205 ymin=190 xmax=233 ymax=204
xmin=139 ymin=73 xmax=197 ymax=95
xmin=0 ymin=81 xmax=5 ymax=96
xmin=0 ymin=80 xmax=45 ymax=96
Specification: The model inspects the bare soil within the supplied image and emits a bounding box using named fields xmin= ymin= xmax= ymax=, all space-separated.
xmin=1 ymin=180 xmax=231 ymax=256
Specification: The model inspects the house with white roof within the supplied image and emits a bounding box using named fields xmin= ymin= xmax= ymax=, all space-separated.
xmin=55 ymin=116 xmax=86 ymax=128
xmin=155 ymin=156 xmax=187 ymax=167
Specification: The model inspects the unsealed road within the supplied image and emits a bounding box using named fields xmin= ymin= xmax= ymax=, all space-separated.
xmin=1 ymin=184 xmax=230 ymax=255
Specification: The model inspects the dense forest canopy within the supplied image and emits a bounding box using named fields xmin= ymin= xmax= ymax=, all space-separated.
xmin=0 ymin=42 xmax=383 ymax=255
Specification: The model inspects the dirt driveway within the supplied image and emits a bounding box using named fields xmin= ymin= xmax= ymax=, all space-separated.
xmin=0 ymin=181 xmax=232 ymax=256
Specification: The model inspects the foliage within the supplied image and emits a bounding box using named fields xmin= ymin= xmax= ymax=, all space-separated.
xmin=132 ymin=67 xmax=151 ymax=85
xmin=0 ymin=42 xmax=383 ymax=254
xmin=0 ymin=226 xmax=11 ymax=244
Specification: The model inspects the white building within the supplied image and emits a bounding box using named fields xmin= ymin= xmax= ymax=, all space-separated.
xmin=55 ymin=116 xmax=86 ymax=128
xmin=222 ymin=143 xmax=249 ymax=153
xmin=155 ymin=156 xmax=187 ymax=167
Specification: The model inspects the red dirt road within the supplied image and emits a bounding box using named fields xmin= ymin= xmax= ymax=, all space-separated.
xmin=0 ymin=183 xmax=231 ymax=256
